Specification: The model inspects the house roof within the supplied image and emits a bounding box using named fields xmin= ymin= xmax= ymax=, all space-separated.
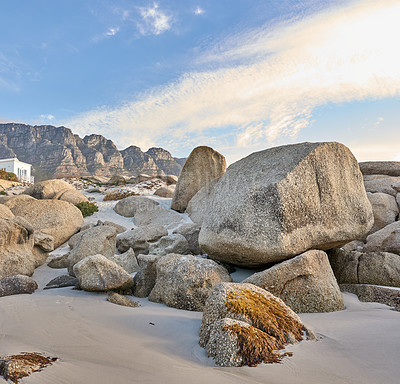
xmin=0 ymin=157 xmax=32 ymax=167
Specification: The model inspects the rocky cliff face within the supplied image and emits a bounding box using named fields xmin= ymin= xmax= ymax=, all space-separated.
xmin=0 ymin=123 xmax=184 ymax=181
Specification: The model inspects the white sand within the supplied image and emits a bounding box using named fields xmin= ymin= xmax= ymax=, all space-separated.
xmin=1 ymin=194 xmax=399 ymax=383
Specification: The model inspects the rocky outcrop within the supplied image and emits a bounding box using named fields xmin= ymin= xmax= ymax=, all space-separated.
xmin=0 ymin=123 xmax=183 ymax=181
xmin=199 ymin=142 xmax=373 ymax=267
xmin=359 ymin=161 xmax=400 ymax=176
xmin=171 ymin=146 xmax=226 ymax=212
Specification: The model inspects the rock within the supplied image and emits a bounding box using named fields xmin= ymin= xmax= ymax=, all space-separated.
xmin=44 ymin=275 xmax=79 ymax=290
xmin=363 ymin=174 xmax=390 ymax=181
xmin=0 ymin=204 xmax=14 ymax=219
xmin=2 ymin=194 xmax=36 ymax=210
xmin=148 ymin=234 xmax=191 ymax=256
xmin=108 ymin=175 xmax=126 ymax=186
xmin=171 ymin=146 xmax=226 ymax=212
xmin=0 ymin=275 xmax=38 ymax=297
xmin=397 ymin=193 xmax=400 ymax=210
xmin=33 ymin=232 xmax=55 ymax=252
xmin=154 ymin=186 xmax=175 ymax=198
xmin=363 ymin=176 xmax=400 ymax=196
xmin=173 ymin=223 xmax=202 ymax=254
xmin=132 ymin=254 xmax=159 ymax=298
xmin=165 ymin=175 xmax=178 ymax=184
xmin=47 ymin=253 xmax=69 ymax=269
xmin=116 ymin=225 xmax=168 ymax=254
xmin=136 ymin=174 xmax=153 ymax=183
xmin=54 ymin=189 xmax=89 ymax=204
xmin=108 ymin=248 xmax=139 ymax=273
xmin=9 ymin=199 xmax=84 ymax=248
xmin=149 ymin=254 xmax=232 ymax=311
xmin=199 ymin=142 xmax=373 ymax=267
xmin=243 ymin=250 xmax=344 ymax=313
xmin=107 ymin=292 xmax=140 ymax=308
xmin=113 ymin=195 xmax=159 ymax=217
xmin=134 ymin=205 xmax=183 ymax=229
xmin=366 ymin=192 xmax=399 ymax=234
xmin=67 ymin=226 xmax=118 ymax=274
xmin=393 ymin=183 xmax=400 ymax=193
xmin=103 ymin=221 xmax=127 ymax=234
xmin=199 ymin=282 xmax=314 ymax=367
xmin=73 ymin=255 xmax=133 ymax=292
xmin=23 ymin=179 xmax=75 ymax=199
xmin=359 ymin=161 xmax=400 ymax=177
xmin=340 ymin=240 xmax=364 ymax=252
xmin=12 ymin=216 xmax=35 ymax=234
xmin=0 ymin=219 xmax=36 ymax=279
xmin=364 ymin=221 xmax=400 ymax=254
xmin=186 ymin=178 xmax=219 ymax=225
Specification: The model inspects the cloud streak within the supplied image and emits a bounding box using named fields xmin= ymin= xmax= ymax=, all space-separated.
xmin=65 ymin=0 xmax=400 ymax=158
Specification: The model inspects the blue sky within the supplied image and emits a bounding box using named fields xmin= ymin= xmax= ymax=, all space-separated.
xmin=1 ymin=0 xmax=399 ymax=163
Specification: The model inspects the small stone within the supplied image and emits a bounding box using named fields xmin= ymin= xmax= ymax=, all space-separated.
xmin=107 ymin=292 xmax=140 ymax=308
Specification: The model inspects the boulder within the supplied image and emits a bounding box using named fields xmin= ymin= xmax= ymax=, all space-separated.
xmin=199 ymin=142 xmax=373 ymax=267
xmin=363 ymin=176 xmax=400 ymax=197
xmin=44 ymin=275 xmax=79 ymax=290
xmin=23 ymin=179 xmax=75 ymax=199
xmin=54 ymin=189 xmax=89 ymax=205
xmin=134 ymin=205 xmax=183 ymax=229
xmin=0 ymin=219 xmax=36 ymax=279
xmin=73 ymin=255 xmax=133 ymax=292
xmin=397 ymin=193 xmax=400 ymax=210
xmin=366 ymin=192 xmax=398 ymax=234
xmin=149 ymin=254 xmax=232 ymax=311
xmin=33 ymin=232 xmax=55 ymax=252
xmin=0 ymin=275 xmax=38 ymax=297
xmin=171 ymin=146 xmax=226 ymax=212
xmin=2 ymin=194 xmax=36 ymax=210
xmin=199 ymin=282 xmax=314 ymax=367
xmin=132 ymin=254 xmax=159 ymax=298
xmin=136 ymin=174 xmax=153 ymax=183
xmin=47 ymin=253 xmax=69 ymax=269
xmin=359 ymin=161 xmax=400 ymax=176
xmin=243 ymin=250 xmax=344 ymax=313
xmin=364 ymin=221 xmax=400 ymax=254
xmin=165 ymin=175 xmax=178 ymax=185
xmin=103 ymin=221 xmax=127 ymax=234
xmin=67 ymin=226 xmax=118 ymax=274
xmin=148 ymin=234 xmax=191 ymax=256
xmin=186 ymin=178 xmax=219 ymax=225
xmin=107 ymin=292 xmax=139 ymax=308
xmin=116 ymin=225 xmax=167 ymax=254
xmin=173 ymin=223 xmax=202 ymax=254
xmin=0 ymin=204 xmax=14 ymax=219
xmin=154 ymin=186 xmax=175 ymax=198
xmin=113 ymin=196 xmax=159 ymax=217
xmin=108 ymin=175 xmax=126 ymax=186
xmin=108 ymin=248 xmax=139 ymax=273
xmin=9 ymin=199 xmax=84 ymax=248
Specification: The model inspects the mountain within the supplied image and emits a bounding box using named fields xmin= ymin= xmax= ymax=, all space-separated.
xmin=0 ymin=123 xmax=184 ymax=181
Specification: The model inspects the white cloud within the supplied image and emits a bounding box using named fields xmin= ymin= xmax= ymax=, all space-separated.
xmin=65 ymin=0 xmax=400 ymax=157
xmin=105 ymin=27 xmax=120 ymax=36
xmin=137 ymin=3 xmax=172 ymax=36
xmin=39 ymin=114 xmax=55 ymax=121
xmin=194 ymin=7 xmax=205 ymax=15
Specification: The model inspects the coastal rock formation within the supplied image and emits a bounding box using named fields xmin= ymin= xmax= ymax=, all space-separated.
xmin=0 ymin=275 xmax=38 ymax=297
xmin=199 ymin=142 xmax=373 ymax=267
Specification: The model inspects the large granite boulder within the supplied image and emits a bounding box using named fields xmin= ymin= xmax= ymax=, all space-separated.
xmin=73 ymin=255 xmax=133 ymax=292
xmin=2 ymin=194 xmax=36 ymax=210
xmin=363 ymin=176 xmax=400 ymax=197
xmin=148 ymin=254 xmax=232 ymax=311
xmin=132 ymin=254 xmax=159 ymax=298
xmin=23 ymin=179 xmax=75 ymax=199
xmin=199 ymin=282 xmax=314 ymax=367
xmin=54 ymin=189 xmax=88 ymax=204
xmin=148 ymin=234 xmax=191 ymax=256
xmin=154 ymin=186 xmax=175 ymax=198
xmin=0 ymin=204 xmax=14 ymax=219
xmin=134 ymin=205 xmax=183 ymax=229
xmin=171 ymin=146 xmax=226 ymax=212
xmin=359 ymin=161 xmax=400 ymax=176
xmin=367 ymin=192 xmax=399 ymax=234
xmin=199 ymin=142 xmax=373 ymax=267
xmin=243 ymin=250 xmax=344 ymax=313
xmin=0 ymin=275 xmax=38 ymax=297
xmin=173 ymin=223 xmax=202 ymax=254
xmin=108 ymin=248 xmax=139 ymax=274
xmin=9 ymin=199 xmax=83 ymax=248
xmin=113 ymin=196 xmax=159 ymax=217
xmin=364 ymin=221 xmax=400 ymax=254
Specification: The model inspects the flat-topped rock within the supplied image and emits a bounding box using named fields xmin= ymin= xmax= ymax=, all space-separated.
xmin=359 ymin=161 xmax=400 ymax=177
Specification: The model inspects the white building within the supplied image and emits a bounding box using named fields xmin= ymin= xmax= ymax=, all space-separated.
xmin=0 ymin=157 xmax=34 ymax=183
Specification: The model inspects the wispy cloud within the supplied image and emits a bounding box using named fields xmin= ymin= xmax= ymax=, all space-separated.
xmin=137 ymin=3 xmax=172 ymax=35
xmin=65 ymin=0 xmax=400 ymax=157
xmin=194 ymin=7 xmax=205 ymax=15
xmin=105 ymin=27 xmax=120 ymax=36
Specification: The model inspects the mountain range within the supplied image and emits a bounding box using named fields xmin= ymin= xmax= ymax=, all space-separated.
xmin=0 ymin=123 xmax=185 ymax=181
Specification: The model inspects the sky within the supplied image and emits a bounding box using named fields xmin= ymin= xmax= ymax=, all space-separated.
xmin=0 ymin=0 xmax=399 ymax=164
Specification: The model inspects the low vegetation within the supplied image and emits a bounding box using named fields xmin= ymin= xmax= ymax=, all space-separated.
xmin=103 ymin=190 xmax=137 ymax=201
xmin=75 ymin=201 xmax=99 ymax=217
xmin=0 ymin=170 xmax=18 ymax=182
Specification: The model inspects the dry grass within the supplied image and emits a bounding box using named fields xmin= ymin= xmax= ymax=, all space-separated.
xmin=103 ymin=190 xmax=137 ymax=201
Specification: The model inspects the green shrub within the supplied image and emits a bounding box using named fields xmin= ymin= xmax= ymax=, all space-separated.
xmin=75 ymin=201 xmax=99 ymax=217
xmin=0 ymin=190 xmax=6 ymax=195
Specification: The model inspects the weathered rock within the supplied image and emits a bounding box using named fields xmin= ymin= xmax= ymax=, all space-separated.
xmin=132 ymin=254 xmax=159 ymax=298
xmin=359 ymin=161 xmax=400 ymax=177
xmin=23 ymin=179 xmax=75 ymax=199
xmin=116 ymin=225 xmax=168 ymax=254
xmin=199 ymin=142 xmax=374 ymax=267
xmin=393 ymin=183 xmax=400 ymax=193
xmin=199 ymin=282 xmax=314 ymax=367
xmin=134 ymin=205 xmax=183 ymax=229
xmin=9 ymin=199 xmax=84 ymax=248
xmin=154 ymin=186 xmax=175 ymax=198
xmin=186 ymin=178 xmax=219 ymax=225
xmin=148 ymin=234 xmax=191 ymax=256
xmin=367 ymin=192 xmax=399 ymax=234
xmin=171 ymin=146 xmax=226 ymax=212
xmin=44 ymin=275 xmax=79 ymax=290
xmin=149 ymin=254 xmax=232 ymax=311
xmin=113 ymin=195 xmax=159 ymax=217
xmin=67 ymin=226 xmax=118 ymax=274
xmin=103 ymin=221 xmax=127 ymax=234
xmin=173 ymin=223 xmax=202 ymax=254
xmin=108 ymin=175 xmax=126 ymax=186
xmin=47 ymin=253 xmax=69 ymax=269
xmin=136 ymin=174 xmax=153 ymax=183
xmin=2 ymin=194 xmax=36 ymax=210
xmin=244 ymin=250 xmax=344 ymax=313
xmin=107 ymin=292 xmax=140 ymax=308
xmin=397 ymin=193 xmax=400 ymax=210
xmin=73 ymin=255 xmax=133 ymax=292
xmin=0 ymin=275 xmax=38 ymax=297
xmin=363 ymin=174 xmax=390 ymax=181
xmin=364 ymin=221 xmax=400 ymax=254
xmin=33 ymin=232 xmax=55 ymax=252
xmin=364 ymin=176 xmax=400 ymax=197
xmin=108 ymin=248 xmax=139 ymax=273
xmin=0 ymin=204 xmax=14 ymax=219
xmin=54 ymin=189 xmax=89 ymax=204
xmin=340 ymin=240 xmax=364 ymax=252
xmin=165 ymin=175 xmax=178 ymax=184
